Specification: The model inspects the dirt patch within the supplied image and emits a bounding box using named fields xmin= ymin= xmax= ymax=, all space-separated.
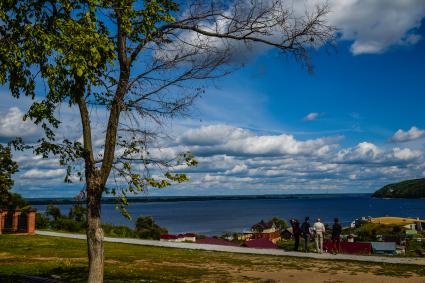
xmin=240 ymin=269 xmax=425 ymax=283
xmin=32 ymin=256 xmax=87 ymax=262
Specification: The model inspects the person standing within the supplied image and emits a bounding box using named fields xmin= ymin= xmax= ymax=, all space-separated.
xmin=301 ymin=217 xmax=311 ymax=252
xmin=313 ymin=218 xmax=325 ymax=253
xmin=291 ymin=219 xmax=301 ymax=251
xmin=331 ymin=218 xmax=342 ymax=254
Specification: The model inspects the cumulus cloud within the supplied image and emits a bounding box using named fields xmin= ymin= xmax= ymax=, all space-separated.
xmin=336 ymin=142 xmax=422 ymax=164
xmin=390 ymin=126 xmax=425 ymax=142
xmin=22 ymin=168 xmax=66 ymax=179
xmin=303 ymin=112 xmax=321 ymax=121
xmin=325 ymin=0 xmax=425 ymax=54
xmin=178 ymin=125 xmax=253 ymax=146
xmin=0 ymin=107 xmax=40 ymax=142
xmin=172 ymin=124 xmax=425 ymax=194
xmin=179 ymin=124 xmax=337 ymax=157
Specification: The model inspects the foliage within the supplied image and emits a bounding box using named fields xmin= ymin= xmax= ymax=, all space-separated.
xmin=0 ymin=144 xmax=18 ymax=196
xmin=50 ymin=217 xmax=86 ymax=233
xmin=406 ymin=240 xmax=425 ymax=257
xmin=0 ymin=144 xmax=22 ymax=210
xmin=272 ymin=216 xmax=288 ymax=231
xmin=135 ymin=215 xmax=168 ymax=240
xmin=372 ymin=178 xmax=425 ymax=198
xmin=46 ymin=204 xmax=63 ymax=221
xmin=35 ymin=212 xmax=49 ymax=229
xmin=38 ymin=205 xmax=165 ymax=239
xmin=68 ymin=203 xmax=87 ymax=222
xmin=349 ymin=223 xmax=405 ymax=242
xmin=0 ymin=192 xmax=29 ymax=210
xmin=101 ymin=224 xmax=137 ymax=238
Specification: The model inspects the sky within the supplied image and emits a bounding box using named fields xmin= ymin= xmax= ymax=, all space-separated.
xmin=1 ymin=0 xmax=425 ymax=198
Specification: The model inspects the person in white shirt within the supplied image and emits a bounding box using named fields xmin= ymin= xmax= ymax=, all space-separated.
xmin=313 ymin=218 xmax=325 ymax=253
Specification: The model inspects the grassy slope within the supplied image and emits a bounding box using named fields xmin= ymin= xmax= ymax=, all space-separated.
xmin=371 ymin=217 xmax=425 ymax=225
xmin=1 ymin=235 xmax=425 ymax=282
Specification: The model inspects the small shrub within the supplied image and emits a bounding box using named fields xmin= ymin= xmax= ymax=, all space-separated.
xmin=36 ymin=212 xmax=49 ymax=229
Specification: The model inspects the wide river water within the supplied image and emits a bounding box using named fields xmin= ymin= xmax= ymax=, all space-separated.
xmin=33 ymin=194 xmax=425 ymax=236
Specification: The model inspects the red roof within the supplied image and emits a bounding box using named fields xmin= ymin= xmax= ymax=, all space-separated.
xmin=161 ymin=233 xmax=196 ymax=239
xmin=160 ymin=234 xmax=178 ymax=239
xmin=244 ymin=238 xmax=278 ymax=249
xmin=196 ymin=237 xmax=240 ymax=246
xmin=323 ymin=240 xmax=371 ymax=255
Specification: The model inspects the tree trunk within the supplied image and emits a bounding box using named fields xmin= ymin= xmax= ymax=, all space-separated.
xmin=86 ymin=183 xmax=104 ymax=283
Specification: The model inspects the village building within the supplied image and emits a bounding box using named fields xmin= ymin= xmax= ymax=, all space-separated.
xmin=250 ymin=220 xmax=281 ymax=243
xmin=0 ymin=208 xmax=36 ymax=235
xmin=371 ymin=242 xmax=397 ymax=255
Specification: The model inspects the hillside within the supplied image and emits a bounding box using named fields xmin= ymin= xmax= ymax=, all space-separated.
xmin=372 ymin=178 xmax=425 ymax=198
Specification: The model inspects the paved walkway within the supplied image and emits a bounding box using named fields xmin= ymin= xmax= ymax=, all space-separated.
xmin=36 ymin=230 xmax=425 ymax=266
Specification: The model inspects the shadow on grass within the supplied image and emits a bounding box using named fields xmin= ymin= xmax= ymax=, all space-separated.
xmin=0 ymin=264 xmax=215 ymax=283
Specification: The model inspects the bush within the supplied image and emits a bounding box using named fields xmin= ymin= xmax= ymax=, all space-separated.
xmin=0 ymin=192 xmax=29 ymax=210
xmin=135 ymin=215 xmax=168 ymax=240
xmin=36 ymin=212 xmax=49 ymax=229
xmin=68 ymin=204 xmax=87 ymax=222
xmin=46 ymin=204 xmax=62 ymax=221
xmin=51 ymin=217 xmax=86 ymax=232
xmin=102 ymin=224 xmax=137 ymax=238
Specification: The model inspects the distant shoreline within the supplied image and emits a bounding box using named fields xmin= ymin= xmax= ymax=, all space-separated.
xmin=26 ymin=193 xmax=371 ymax=205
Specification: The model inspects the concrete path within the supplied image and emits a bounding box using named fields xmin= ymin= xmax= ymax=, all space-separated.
xmin=36 ymin=230 xmax=425 ymax=266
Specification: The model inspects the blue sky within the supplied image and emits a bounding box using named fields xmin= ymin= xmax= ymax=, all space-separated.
xmin=1 ymin=0 xmax=425 ymax=197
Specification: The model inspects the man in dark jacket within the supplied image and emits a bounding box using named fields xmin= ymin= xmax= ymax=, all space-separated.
xmin=301 ymin=217 xmax=311 ymax=252
xmin=290 ymin=219 xmax=301 ymax=251
xmin=332 ymin=218 xmax=342 ymax=254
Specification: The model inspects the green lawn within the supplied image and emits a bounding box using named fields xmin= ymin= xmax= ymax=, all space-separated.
xmin=1 ymin=235 xmax=424 ymax=282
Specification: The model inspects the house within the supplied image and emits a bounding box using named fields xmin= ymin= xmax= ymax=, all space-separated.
xmin=371 ymin=242 xmax=396 ymax=255
xmin=404 ymin=223 xmax=416 ymax=230
xmin=244 ymin=238 xmax=278 ymax=249
xmin=405 ymin=230 xmax=418 ymax=238
xmin=196 ymin=237 xmax=240 ymax=246
xmin=251 ymin=220 xmax=281 ymax=243
xmin=160 ymin=233 xmax=196 ymax=242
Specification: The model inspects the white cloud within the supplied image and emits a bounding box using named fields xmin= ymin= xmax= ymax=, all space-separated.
xmin=390 ymin=147 xmax=422 ymax=161
xmin=179 ymin=124 xmax=338 ymax=157
xmin=0 ymin=107 xmax=39 ymax=141
xmin=22 ymin=168 xmax=66 ymax=179
xmin=304 ymin=112 xmax=321 ymax=121
xmin=336 ymin=142 xmax=421 ymax=164
xmin=301 ymin=0 xmax=425 ymax=55
xmin=390 ymin=126 xmax=425 ymax=142
xmin=178 ymin=124 xmax=253 ymax=146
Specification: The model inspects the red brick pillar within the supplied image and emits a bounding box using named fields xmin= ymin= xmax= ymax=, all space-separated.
xmin=27 ymin=208 xmax=37 ymax=234
xmin=12 ymin=209 xmax=21 ymax=233
xmin=0 ymin=209 xmax=5 ymax=234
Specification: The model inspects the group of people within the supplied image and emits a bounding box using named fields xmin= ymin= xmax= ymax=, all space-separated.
xmin=290 ymin=217 xmax=342 ymax=254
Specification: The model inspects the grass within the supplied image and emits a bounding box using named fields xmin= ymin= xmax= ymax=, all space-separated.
xmin=1 ymin=235 xmax=425 ymax=282
xmin=370 ymin=217 xmax=425 ymax=225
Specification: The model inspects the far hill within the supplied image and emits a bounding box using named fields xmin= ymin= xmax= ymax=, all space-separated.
xmin=372 ymin=178 xmax=425 ymax=198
